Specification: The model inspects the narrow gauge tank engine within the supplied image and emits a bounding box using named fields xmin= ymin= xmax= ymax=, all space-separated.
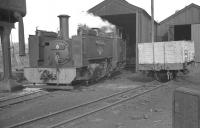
xmin=24 ymin=15 xmax=126 ymax=85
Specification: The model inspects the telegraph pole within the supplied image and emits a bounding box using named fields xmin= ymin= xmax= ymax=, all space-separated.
xmin=151 ymin=0 xmax=155 ymax=69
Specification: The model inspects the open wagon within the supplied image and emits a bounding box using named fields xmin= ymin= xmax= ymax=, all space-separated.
xmin=138 ymin=41 xmax=195 ymax=82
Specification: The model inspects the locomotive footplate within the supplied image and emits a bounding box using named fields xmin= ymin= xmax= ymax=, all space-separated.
xmin=24 ymin=84 xmax=74 ymax=90
xmin=24 ymin=67 xmax=76 ymax=85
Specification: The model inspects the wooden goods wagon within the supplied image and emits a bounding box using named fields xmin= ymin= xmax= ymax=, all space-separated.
xmin=138 ymin=41 xmax=195 ymax=82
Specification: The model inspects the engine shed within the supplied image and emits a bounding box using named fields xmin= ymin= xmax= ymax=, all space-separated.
xmin=157 ymin=3 xmax=200 ymax=62
xmin=88 ymin=0 xmax=157 ymax=71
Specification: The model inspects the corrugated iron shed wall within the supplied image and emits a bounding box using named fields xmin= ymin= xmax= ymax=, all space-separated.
xmin=158 ymin=4 xmax=200 ymax=41
xmin=192 ymin=24 xmax=200 ymax=62
xmin=138 ymin=12 xmax=157 ymax=43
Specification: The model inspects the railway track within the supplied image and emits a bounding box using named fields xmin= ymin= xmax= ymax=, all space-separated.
xmin=7 ymin=81 xmax=167 ymax=128
xmin=0 ymin=89 xmax=49 ymax=108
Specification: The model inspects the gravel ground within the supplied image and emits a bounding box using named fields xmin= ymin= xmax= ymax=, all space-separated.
xmin=0 ymin=70 xmax=142 ymax=127
xmin=66 ymin=64 xmax=200 ymax=128
xmin=0 ymin=64 xmax=200 ymax=128
xmin=65 ymin=81 xmax=176 ymax=128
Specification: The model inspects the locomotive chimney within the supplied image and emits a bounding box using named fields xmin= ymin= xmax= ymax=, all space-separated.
xmin=58 ymin=15 xmax=70 ymax=40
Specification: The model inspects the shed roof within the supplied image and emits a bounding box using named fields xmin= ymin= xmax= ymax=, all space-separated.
xmin=88 ymin=0 xmax=153 ymax=21
xmin=160 ymin=3 xmax=200 ymax=24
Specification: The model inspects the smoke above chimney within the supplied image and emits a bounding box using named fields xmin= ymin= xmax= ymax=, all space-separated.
xmin=77 ymin=12 xmax=115 ymax=32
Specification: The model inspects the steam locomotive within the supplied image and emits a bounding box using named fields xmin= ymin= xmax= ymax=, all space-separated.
xmin=24 ymin=15 xmax=126 ymax=85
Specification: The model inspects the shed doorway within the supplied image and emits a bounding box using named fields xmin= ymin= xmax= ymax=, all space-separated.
xmin=102 ymin=13 xmax=137 ymax=70
xmin=174 ymin=24 xmax=191 ymax=41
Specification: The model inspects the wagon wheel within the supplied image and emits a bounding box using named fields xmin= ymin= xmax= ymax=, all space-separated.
xmin=154 ymin=71 xmax=172 ymax=83
xmin=172 ymin=71 xmax=177 ymax=80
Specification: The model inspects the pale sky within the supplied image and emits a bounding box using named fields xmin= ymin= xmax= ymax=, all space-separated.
xmin=11 ymin=0 xmax=200 ymax=43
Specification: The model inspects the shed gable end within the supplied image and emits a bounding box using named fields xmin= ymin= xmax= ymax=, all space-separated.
xmin=89 ymin=0 xmax=140 ymax=16
xmin=160 ymin=4 xmax=200 ymax=25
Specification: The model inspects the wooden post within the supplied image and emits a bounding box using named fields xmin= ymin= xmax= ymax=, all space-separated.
xmin=151 ymin=0 xmax=155 ymax=69
xmin=136 ymin=12 xmax=139 ymax=72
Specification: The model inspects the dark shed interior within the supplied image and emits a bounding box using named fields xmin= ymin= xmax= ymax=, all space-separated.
xmin=174 ymin=24 xmax=191 ymax=41
xmin=101 ymin=14 xmax=136 ymax=68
